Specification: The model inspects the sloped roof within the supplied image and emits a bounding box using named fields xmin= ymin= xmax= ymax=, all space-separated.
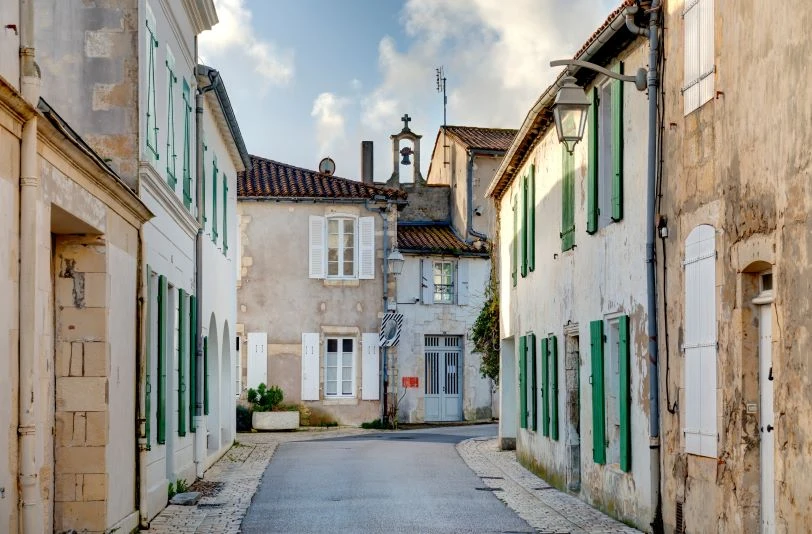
xmin=397 ymin=224 xmax=487 ymax=256
xmin=443 ymin=126 xmax=518 ymax=152
xmin=238 ymin=155 xmax=407 ymax=200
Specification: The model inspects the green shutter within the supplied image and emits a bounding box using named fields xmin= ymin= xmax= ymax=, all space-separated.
xmin=145 ymin=18 xmax=159 ymax=160
xmin=178 ymin=290 xmax=186 ymax=436
xmin=189 ymin=295 xmax=197 ymax=433
xmin=521 ymin=176 xmax=527 ymax=278
xmin=182 ymin=79 xmax=192 ymax=209
xmin=528 ymin=165 xmax=535 ymax=272
xmin=201 ymin=142 xmax=208 ymax=226
xmin=511 ymin=195 xmax=517 ymax=287
xmin=561 ymin=147 xmax=575 ymax=251
xmin=550 ymin=335 xmax=559 ymax=441
xmin=223 ymin=177 xmax=229 ymax=255
xmin=540 ymin=336 xmax=549 ymax=437
xmin=587 ymin=87 xmax=599 ymax=234
xmin=619 ymin=315 xmax=631 ymax=472
xmin=203 ymin=336 xmax=209 ymax=415
xmin=519 ymin=335 xmax=527 ymax=429
xmin=165 ymin=57 xmax=176 ymax=188
xmin=212 ymin=157 xmax=219 ymax=243
xmin=611 ymin=62 xmax=624 ymax=222
xmin=590 ymin=320 xmax=606 ymax=464
xmin=145 ymin=267 xmax=152 ymax=450
xmin=529 ymin=334 xmax=537 ymax=431
xmin=157 ymin=275 xmax=167 ymax=444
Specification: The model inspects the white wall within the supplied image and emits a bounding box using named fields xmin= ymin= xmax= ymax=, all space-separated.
xmin=0 ymin=1 xmax=19 ymax=88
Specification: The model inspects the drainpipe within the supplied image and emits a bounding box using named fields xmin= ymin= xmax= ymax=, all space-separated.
xmin=194 ymin=65 xmax=220 ymax=478
xmin=18 ymin=0 xmax=42 ymax=532
xmin=627 ymin=1 xmax=663 ymax=531
xmin=379 ymin=207 xmax=389 ymax=424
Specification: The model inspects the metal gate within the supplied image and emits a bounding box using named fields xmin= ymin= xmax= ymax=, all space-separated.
xmin=424 ymin=336 xmax=462 ymax=421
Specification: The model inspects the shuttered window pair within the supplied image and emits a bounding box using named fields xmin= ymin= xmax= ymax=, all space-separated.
xmin=301 ymin=333 xmax=380 ymax=400
xmin=586 ymin=64 xmax=624 ymax=234
xmin=309 ymin=216 xmax=375 ymax=280
xmin=683 ymin=0 xmax=715 ymax=114
xmin=144 ymin=4 xmax=159 ymax=161
xmin=419 ymin=259 xmax=469 ymax=305
xmin=590 ymin=316 xmax=631 ymax=472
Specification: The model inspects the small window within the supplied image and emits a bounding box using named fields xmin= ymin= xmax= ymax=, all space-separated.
xmin=327 ymin=217 xmax=356 ymax=277
xmin=760 ymin=271 xmax=773 ymax=293
xmin=325 ymin=337 xmax=354 ymax=397
xmin=433 ymin=261 xmax=454 ymax=303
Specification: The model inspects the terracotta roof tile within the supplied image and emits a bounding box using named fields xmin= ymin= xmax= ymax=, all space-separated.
xmin=444 ymin=126 xmax=518 ymax=152
xmin=237 ymin=154 xmax=407 ymax=200
xmin=397 ymin=224 xmax=487 ymax=256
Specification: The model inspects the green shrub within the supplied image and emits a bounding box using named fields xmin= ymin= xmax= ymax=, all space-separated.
xmin=246 ymin=383 xmax=283 ymax=412
xmin=360 ymin=418 xmax=394 ymax=430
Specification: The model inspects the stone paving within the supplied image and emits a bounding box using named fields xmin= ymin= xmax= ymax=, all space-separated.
xmin=147 ymin=427 xmax=643 ymax=533
xmin=456 ymin=437 xmax=643 ymax=534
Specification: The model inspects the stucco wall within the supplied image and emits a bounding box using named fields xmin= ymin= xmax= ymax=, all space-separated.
xmin=659 ymin=2 xmax=812 ymax=532
xmin=497 ymin=41 xmax=653 ymax=530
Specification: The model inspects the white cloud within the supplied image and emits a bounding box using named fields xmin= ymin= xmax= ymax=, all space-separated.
xmin=311 ymin=92 xmax=349 ymax=157
xmin=199 ymin=0 xmax=294 ymax=86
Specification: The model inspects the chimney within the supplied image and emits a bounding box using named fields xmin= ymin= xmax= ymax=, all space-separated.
xmin=361 ymin=141 xmax=373 ymax=184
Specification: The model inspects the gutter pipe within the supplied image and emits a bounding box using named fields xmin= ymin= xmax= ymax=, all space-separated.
xmin=18 ymin=0 xmax=42 ymax=531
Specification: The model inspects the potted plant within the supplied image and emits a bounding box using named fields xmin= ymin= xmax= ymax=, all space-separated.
xmin=247 ymin=383 xmax=300 ymax=430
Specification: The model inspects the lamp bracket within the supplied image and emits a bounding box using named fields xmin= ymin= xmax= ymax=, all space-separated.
xmin=550 ymin=59 xmax=647 ymax=91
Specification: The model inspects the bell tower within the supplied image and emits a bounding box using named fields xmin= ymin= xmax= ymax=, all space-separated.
xmin=387 ymin=114 xmax=424 ymax=187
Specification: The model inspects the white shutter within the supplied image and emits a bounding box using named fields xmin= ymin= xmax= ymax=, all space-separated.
xmin=358 ymin=216 xmax=375 ymax=279
xmin=683 ymin=0 xmax=714 ymax=114
xmin=456 ymin=260 xmax=469 ymax=306
xmin=246 ymin=332 xmax=267 ymax=390
xmin=697 ymin=0 xmax=715 ymax=107
xmin=309 ymin=216 xmax=325 ymax=279
xmin=421 ymin=259 xmax=434 ymax=304
xmin=361 ymin=333 xmax=380 ymax=400
xmin=301 ymin=332 xmax=320 ymax=400
xmin=683 ymin=224 xmax=716 ymax=456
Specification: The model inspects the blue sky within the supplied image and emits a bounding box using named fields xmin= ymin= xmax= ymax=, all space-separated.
xmin=199 ymin=0 xmax=619 ymax=181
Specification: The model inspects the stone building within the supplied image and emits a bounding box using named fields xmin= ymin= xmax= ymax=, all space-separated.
xmin=658 ymin=1 xmax=812 ymax=532
xmin=0 ymin=3 xmax=152 ymax=531
xmin=487 ymin=4 xmax=656 ymax=530
xmin=237 ymin=155 xmax=406 ymax=425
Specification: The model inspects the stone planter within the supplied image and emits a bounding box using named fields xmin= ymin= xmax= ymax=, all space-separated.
xmin=252 ymin=410 xmax=300 ymax=431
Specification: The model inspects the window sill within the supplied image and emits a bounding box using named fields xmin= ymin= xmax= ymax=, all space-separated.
xmin=322 ymin=397 xmax=358 ymax=405
xmin=323 ymin=278 xmax=360 ymax=287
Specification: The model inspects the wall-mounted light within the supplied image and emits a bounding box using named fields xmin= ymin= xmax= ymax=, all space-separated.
xmin=387 ymin=248 xmax=405 ymax=276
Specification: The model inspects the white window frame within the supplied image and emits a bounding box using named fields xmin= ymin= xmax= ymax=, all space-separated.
xmin=597 ymin=79 xmax=614 ymax=229
xmin=324 ymin=337 xmax=355 ymax=398
xmin=683 ymin=0 xmax=715 ymax=114
xmin=326 ymin=216 xmax=357 ymax=279
xmin=433 ymin=260 xmax=455 ymax=304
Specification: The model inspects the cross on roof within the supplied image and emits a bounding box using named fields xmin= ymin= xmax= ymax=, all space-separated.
xmin=401 ymin=114 xmax=411 ymax=130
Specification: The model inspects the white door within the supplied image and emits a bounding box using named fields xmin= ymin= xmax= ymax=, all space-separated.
xmin=246 ymin=332 xmax=267 ymax=390
xmin=424 ymin=336 xmax=462 ymax=421
xmin=759 ymin=303 xmax=775 ymax=533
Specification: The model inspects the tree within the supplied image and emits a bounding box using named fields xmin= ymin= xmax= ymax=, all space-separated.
xmin=471 ymin=272 xmax=500 ymax=384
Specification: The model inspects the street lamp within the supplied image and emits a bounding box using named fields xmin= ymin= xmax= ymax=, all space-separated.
xmin=387 ymin=247 xmax=405 ymax=276
xmin=551 ymin=76 xmax=590 ymax=154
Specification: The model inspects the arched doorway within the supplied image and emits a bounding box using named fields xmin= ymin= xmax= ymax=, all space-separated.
xmin=220 ymin=321 xmax=232 ymax=446
xmin=206 ymin=313 xmax=219 ymax=452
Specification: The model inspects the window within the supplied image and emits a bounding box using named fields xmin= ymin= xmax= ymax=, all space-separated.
xmin=683 ymin=0 xmax=715 ymax=114
xmin=325 ymin=338 xmax=354 ymax=397
xmin=309 ymin=215 xmax=374 ymax=280
xmin=222 ymin=176 xmax=228 ymax=255
xmin=211 ymin=156 xmax=218 ymax=243
xmin=201 ymin=140 xmax=208 ymax=226
xmin=177 ymin=289 xmax=187 ymax=436
xmin=165 ymin=48 xmax=177 ymax=188
xmin=541 ymin=335 xmax=559 ymax=440
xmin=433 ymin=261 xmax=454 ymax=303
xmin=561 ymin=146 xmax=575 ymax=251
xmin=144 ymin=4 xmax=159 ymax=161
xmin=156 ymin=274 xmax=167 ymax=444
xmin=511 ymin=194 xmax=518 ymax=287
xmin=182 ymin=79 xmax=192 ymax=209
xmin=587 ymin=65 xmax=624 ymax=233
xmin=519 ymin=335 xmax=527 ymax=429
xmin=684 ymin=224 xmax=717 ymax=457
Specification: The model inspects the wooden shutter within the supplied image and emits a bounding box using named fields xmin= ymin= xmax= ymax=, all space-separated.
xmin=358 ymin=216 xmax=375 ymax=279
xmin=618 ymin=315 xmax=631 ymax=471
xmin=211 ymin=157 xmax=219 ymax=242
xmin=457 ymin=260 xmax=469 ymax=305
xmin=683 ymin=0 xmax=714 ymax=114
xmin=361 ymin=333 xmax=380 ymax=400
xmin=540 ymin=336 xmax=549 ymax=436
xmin=520 ymin=175 xmax=527 ymax=278
xmin=246 ymin=332 xmax=268 ymax=390
xmin=528 ymin=165 xmax=536 ymax=271
xmin=182 ymin=79 xmax=192 ymax=208
xmin=301 ymin=333 xmax=320 ymax=400
xmin=223 ymin=178 xmax=229 ymax=254
xmin=590 ymin=320 xmax=606 ymax=464
xmin=309 ymin=216 xmax=325 ymax=279
xmin=145 ymin=267 xmax=153 ymax=449
xmin=144 ymin=4 xmax=159 ymax=160
xmin=529 ymin=333 xmax=537 ymax=431
xmin=587 ymin=87 xmax=599 ymax=234
xmin=189 ymin=294 xmax=197 ymax=433
xmin=165 ymin=50 xmax=176 ymax=188
xmin=561 ymin=147 xmax=575 ymax=251
xmin=519 ymin=335 xmax=527 ymax=429
xmin=178 ymin=289 xmax=186 ymax=436
xmin=203 ymin=336 xmax=209 ymax=415
xmin=421 ymin=259 xmax=434 ymax=304
xmin=611 ymin=62 xmax=624 ymax=222
xmin=157 ymin=275 xmax=167 ymax=444
xmin=512 ymin=195 xmax=517 ymax=287
xmin=550 ymin=335 xmax=559 ymax=441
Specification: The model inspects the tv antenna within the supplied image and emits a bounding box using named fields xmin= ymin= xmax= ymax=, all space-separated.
xmin=436 ymin=67 xmax=447 ymax=126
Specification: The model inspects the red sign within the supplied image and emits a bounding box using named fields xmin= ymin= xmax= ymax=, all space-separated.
xmin=402 ymin=376 xmax=419 ymax=388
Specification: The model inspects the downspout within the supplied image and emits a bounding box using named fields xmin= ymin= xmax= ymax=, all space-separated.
xmin=136 ymin=227 xmax=149 ymax=527
xmin=194 ymin=65 xmax=220 ymax=478
xmin=18 ymin=0 xmax=42 ymax=532
xmin=627 ymin=1 xmax=663 ymax=531
xmin=379 ymin=206 xmax=389 ymax=425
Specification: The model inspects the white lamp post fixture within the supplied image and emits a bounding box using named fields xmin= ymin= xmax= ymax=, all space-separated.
xmin=551 ymin=76 xmax=590 ymax=154
xmin=387 ymin=248 xmax=405 ymax=276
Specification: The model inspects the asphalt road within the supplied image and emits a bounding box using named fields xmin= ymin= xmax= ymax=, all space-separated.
xmin=241 ymin=424 xmax=533 ymax=533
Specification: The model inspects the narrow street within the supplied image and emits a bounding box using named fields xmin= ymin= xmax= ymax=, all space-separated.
xmin=241 ymin=425 xmax=532 ymax=534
